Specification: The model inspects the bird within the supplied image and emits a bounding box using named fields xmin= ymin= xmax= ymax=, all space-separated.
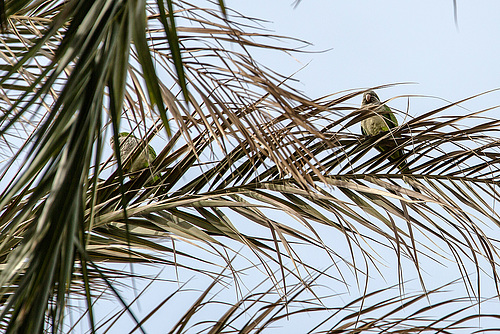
xmin=360 ymin=90 xmax=408 ymax=173
xmin=110 ymin=132 xmax=159 ymax=183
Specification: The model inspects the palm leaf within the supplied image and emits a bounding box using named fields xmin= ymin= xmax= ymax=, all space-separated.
xmin=0 ymin=1 xmax=499 ymax=332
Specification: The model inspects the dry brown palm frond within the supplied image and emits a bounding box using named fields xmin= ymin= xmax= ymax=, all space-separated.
xmin=0 ymin=0 xmax=499 ymax=332
xmin=63 ymin=265 xmax=500 ymax=333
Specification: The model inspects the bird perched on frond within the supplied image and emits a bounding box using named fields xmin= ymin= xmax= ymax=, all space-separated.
xmin=360 ymin=90 xmax=408 ymax=173
xmin=110 ymin=132 xmax=159 ymax=183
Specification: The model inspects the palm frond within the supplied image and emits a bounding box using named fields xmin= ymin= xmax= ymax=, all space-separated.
xmin=0 ymin=0 xmax=499 ymax=332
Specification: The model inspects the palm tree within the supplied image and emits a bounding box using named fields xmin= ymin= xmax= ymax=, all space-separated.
xmin=0 ymin=0 xmax=499 ymax=332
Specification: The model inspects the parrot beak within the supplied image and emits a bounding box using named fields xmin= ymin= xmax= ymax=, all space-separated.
xmin=365 ymin=94 xmax=371 ymax=103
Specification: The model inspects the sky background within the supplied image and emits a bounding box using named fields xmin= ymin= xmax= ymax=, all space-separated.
xmin=230 ymin=0 xmax=500 ymax=115
xmin=88 ymin=1 xmax=500 ymax=332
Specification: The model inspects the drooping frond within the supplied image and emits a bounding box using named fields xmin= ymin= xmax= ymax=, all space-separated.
xmin=0 ymin=1 xmax=499 ymax=332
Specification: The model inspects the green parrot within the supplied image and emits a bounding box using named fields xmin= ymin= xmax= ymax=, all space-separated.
xmin=110 ymin=132 xmax=159 ymax=183
xmin=360 ymin=91 xmax=408 ymax=173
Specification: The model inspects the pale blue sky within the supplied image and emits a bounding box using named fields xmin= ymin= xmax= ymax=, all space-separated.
xmin=231 ymin=0 xmax=500 ymax=112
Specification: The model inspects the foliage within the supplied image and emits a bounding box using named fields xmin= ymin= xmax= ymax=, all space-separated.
xmin=0 ymin=0 xmax=498 ymax=332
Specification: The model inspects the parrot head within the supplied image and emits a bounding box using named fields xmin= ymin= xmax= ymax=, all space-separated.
xmin=109 ymin=132 xmax=131 ymax=148
xmin=361 ymin=90 xmax=381 ymax=107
